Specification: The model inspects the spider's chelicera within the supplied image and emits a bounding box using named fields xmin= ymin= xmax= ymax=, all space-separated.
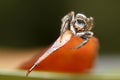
xmin=60 ymin=11 xmax=94 ymax=48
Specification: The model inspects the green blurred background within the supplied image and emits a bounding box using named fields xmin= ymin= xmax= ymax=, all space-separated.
xmin=0 ymin=0 xmax=120 ymax=53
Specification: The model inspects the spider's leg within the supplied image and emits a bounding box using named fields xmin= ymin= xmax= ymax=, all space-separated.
xmin=60 ymin=11 xmax=74 ymax=34
xmin=60 ymin=11 xmax=74 ymax=42
xmin=75 ymin=31 xmax=93 ymax=49
xmin=86 ymin=17 xmax=94 ymax=31
xmin=70 ymin=25 xmax=76 ymax=35
xmin=76 ymin=38 xmax=89 ymax=49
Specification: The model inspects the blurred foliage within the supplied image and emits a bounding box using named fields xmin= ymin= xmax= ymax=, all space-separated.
xmin=0 ymin=0 xmax=120 ymax=53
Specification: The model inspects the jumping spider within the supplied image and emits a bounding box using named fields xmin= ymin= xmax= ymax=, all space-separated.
xmin=61 ymin=11 xmax=94 ymax=48
xmin=26 ymin=11 xmax=95 ymax=76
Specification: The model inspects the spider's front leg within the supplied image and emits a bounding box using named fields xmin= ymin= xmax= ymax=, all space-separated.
xmin=60 ymin=11 xmax=74 ymax=35
xmin=60 ymin=11 xmax=74 ymax=42
xmin=75 ymin=31 xmax=94 ymax=48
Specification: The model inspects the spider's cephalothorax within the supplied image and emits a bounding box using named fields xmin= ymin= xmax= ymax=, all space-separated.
xmin=61 ymin=11 xmax=94 ymax=48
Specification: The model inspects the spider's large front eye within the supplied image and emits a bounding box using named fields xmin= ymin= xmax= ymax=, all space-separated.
xmin=75 ymin=19 xmax=86 ymax=29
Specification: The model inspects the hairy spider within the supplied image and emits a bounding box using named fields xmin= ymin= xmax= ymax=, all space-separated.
xmin=26 ymin=11 xmax=95 ymax=76
xmin=61 ymin=11 xmax=94 ymax=48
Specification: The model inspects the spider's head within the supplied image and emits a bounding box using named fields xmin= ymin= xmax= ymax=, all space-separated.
xmin=73 ymin=13 xmax=94 ymax=32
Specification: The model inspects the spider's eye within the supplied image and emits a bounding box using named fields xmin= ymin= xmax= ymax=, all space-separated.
xmin=75 ymin=19 xmax=86 ymax=29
